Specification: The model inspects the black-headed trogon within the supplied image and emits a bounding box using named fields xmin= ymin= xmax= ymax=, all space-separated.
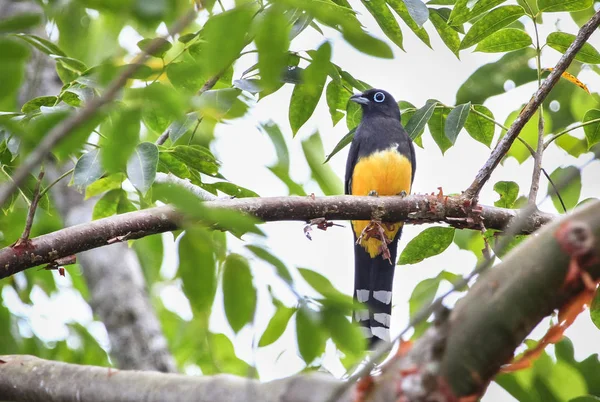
xmin=344 ymin=89 xmax=416 ymax=347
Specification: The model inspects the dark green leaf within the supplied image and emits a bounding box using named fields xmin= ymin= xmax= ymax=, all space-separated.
xmin=428 ymin=106 xmax=453 ymax=153
xmin=547 ymin=166 xmax=581 ymax=212
xmin=302 ymin=132 xmax=343 ymax=195
xmin=14 ymin=33 xmax=66 ymax=56
xmin=246 ymin=244 xmax=293 ymax=284
xmin=212 ymin=182 xmax=259 ymax=198
xmin=475 ymin=28 xmax=532 ymax=53
xmin=54 ymin=56 xmax=89 ymax=74
xmin=583 ymin=109 xmax=600 ymax=149
xmin=341 ymin=26 xmax=394 ymax=58
xmin=255 ymin=5 xmax=291 ymax=91
xmin=167 ymin=145 xmax=220 ymax=176
xmin=289 ymin=42 xmax=331 ymax=135
xmin=429 ymin=9 xmax=460 ymax=55
xmin=259 ymin=306 xmax=296 ymax=347
xmin=326 ymin=80 xmax=351 ymax=126
xmin=569 ymin=397 xmax=600 ymax=402
xmin=387 ymin=0 xmax=431 ymax=47
xmin=456 ymin=48 xmax=537 ymax=104
xmin=399 ymin=227 xmax=455 ymax=265
xmin=0 ymin=12 xmax=42 ymax=33
xmin=547 ymin=32 xmax=600 ymax=64
xmin=100 ymin=108 xmax=141 ymax=173
xmin=127 ymin=142 xmax=158 ymax=194
xmin=464 ymin=104 xmax=495 ymax=147
xmin=493 ymin=181 xmax=519 ymax=208
xmin=459 ymin=6 xmax=525 ymax=50
xmin=361 ymin=0 xmax=404 ymax=50
xmin=538 ymin=0 xmax=593 ymax=12
xmin=324 ymin=128 xmax=355 ymax=164
xmin=73 ymin=149 xmax=104 ymax=191
xmin=405 ymin=99 xmax=437 ymax=140
xmin=223 ymin=253 xmax=257 ymax=333
xmin=137 ymin=38 xmax=172 ymax=58
xmin=445 ymin=102 xmax=470 ymax=144
xmin=178 ymin=228 xmax=217 ymax=314
xmin=21 ymin=96 xmax=58 ymax=113
xmin=296 ymin=306 xmax=326 ymax=364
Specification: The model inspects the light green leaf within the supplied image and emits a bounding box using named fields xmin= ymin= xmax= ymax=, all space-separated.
xmin=361 ymin=0 xmax=404 ymax=50
xmin=21 ymin=96 xmax=57 ymax=113
xmin=246 ymin=244 xmax=293 ymax=284
xmin=464 ymin=105 xmax=495 ymax=147
xmin=591 ymin=287 xmax=600 ymax=331
xmin=302 ymin=131 xmax=343 ymax=195
xmin=448 ymin=0 xmax=507 ymax=25
xmin=324 ymin=128 xmax=355 ymax=164
xmin=493 ymin=181 xmax=519 ymax=208
xmin=569 ymin=397 xmax=600 ymax=402
xmin=399 ymin=227 xmax=455 ymax=265
xmin=583 ymin=109 xmax=600 ymax=149
xmin=459 ymin=6 xmax=525 ymax=50
xmin=167 ymin=145 xmax=220 ymax=177
xmin=556 ymin=133 xmax=588 ymax=158
xmin=178 ymin=229 xmax=217 ymax=314
xmin=322 ymin=306 xmax=365 ymax=355
xmin=258 ymin=306 xmax=296 ymax=347
xmin=429 ymin=9 xmax=460 ymax=55
xmin=405 ymin=99 xmax=437 ymax=140
xmin=428 ymin=106 xmax=453 ymax=154
xmin=538 ymin=0 xmax=593 ymax=12
xmin=223 ymin=253 xmax=257 ymax=333
xmin=100 ymin=108 xmax=141 ymax=174
xmin=127 ymin=142 xmax=158 ymax=194
xmin=400 ymin=0 xmax=430 ymax=26
xmin=547 ymin=166 xmax=581 ymax=212
xmin=445 ymin=102 xmax=470 ymax=144
xmin=255 ymin=5 xmax=291 ymax=91
xmin=0 ymin=12 xmax=42 ymax=33
xmin=14 ymin=33 xmax=66 ymax=56
xmin=387 ymin=0 xmax=431 ymax=47
xmin=475 ymin=28 xmax=532 ymax=53
xmin=502 ymin=109 xmax=543 ymax=164
xmin=168 ymin=113 xmax=197 ymax=144
xmin=289 ymin=42 xmax=331 ymax=135
xmin=326 ymin=80 xmax=350 ymax=126
xmin=298 ymin=268 xmax=351 ymax=303
xmin=296 ymin=306 xmax=326 ymax=364
xmin=92 ymin=188 xmax=125 ymax=220
xmin=85 ymin=173 xmax=125 ymax=199
xmin=547 ymin=32 xmax=600 ymax=64
xmin=73 ymin=149 xmax=104 ymax=191
xmin=341 ymin=26 xmax=394 ymax=58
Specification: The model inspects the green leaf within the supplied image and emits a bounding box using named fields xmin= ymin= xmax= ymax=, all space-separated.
xmin=428 ymin=106 xmax=453 ymax=154
xmin=475 ymin=28 xmax=532 ymax=53
xmin=493 ymin=181 xmax=519 ymax=208
xmin=127 ymin=142 xmax=158 ymax=194
xmin=448 ymin=0 xmax=507 ymax=25
xmin=464 ymin=104 xmax=495 ymax=147
xmin=547 ymin=32 xmax=600 ymax=64
xmin=195 ymin=88 xmax=248 ymax=121
xmin=212 ymin=182 xmax=258 ymax=198
xmin=260 ymin=120 xmax=290 ymax=171
xmin=399 ymin=227 xmax=455 ymax=265
xmin=302 ymin=131 xmax=343 ymax=195
xmin=0 ymin=12 xmax=42 ymax=33
xmin=361 ymin=0 xmax=404 ymax=50
xmin=456 ymin=48 xmax=537 ymax=104
xmin=73 ymin=149 xmax=104 ymax=191
xmin=583 ymin=109 xmax=600 ymax=149
xmin=255 ymin=5 xmax=291 ymax=91
xmin=538 ymin=0 xmax=593 ymax=12
xmin=346 ymin=100 xmax=362 ymax=130
xmin=85 ymin=173 xmax=125 ymax=199
xmin=100 ymin=108 xmax=141 ymax=173
xmin=92 ymin=188 xmax=127 ymax=220
xmin=459 ymin=6 xmax=525 ymax=50
xmin=405 ymin=99 xmax=437 ymax=140
xmin=178 ymin=229 xmax=217 ymax=314
xmin=201 ymin=5 xmax=254 ymax=76
xmin=591 ymin=287 xmax=600 ymax=330
xmin=298 ymin=268 xmax=352 ymax=303
xmin=167 ymin=145 xmax=220 ymax=177
xmin=324 ymin=128 xmax=355 ymax=164
xmin=322 ymin=306 xmax=365 ymax=355
xmin=341 ymin=26 xmax=394 ymax=58
xmin=21 ymin=96 xmax=57 ymax=113
xmin=296 ymin=306 xmax=326 ymax=364
xmin=258 ymin=306 xmax=296 ymax=347
xmin=556 ymin=133 xmax=588 ymax=158
xmin=326 ymin=80 xmax=351 ymax=126
xmin=409 ymin=277 xmax=441 ymax=319
xmin=429 ymin=9 xmax=460 ymax=55
xmin=289 ymin=42 xmax=331 ymax=135
xmin=136 ymin=38 xmax=172 ymax=58
xmin=445 ymin=102 xmax=470 ymax=144
xmin=502 ymin=109 xmax=546 ymax=164
xmin=133 ymin=234 xmax=163 ymax=286
xmin=168 ymin=113 xmax=197 ymax=144
xmin=570 ymin=397 xmax=600 ymax=402
xmin=223 ymin=253 xmax=257 ymax=333
xmin=547 ymin=166 xmax=581 ymax=212
xmin=14 ymin=33 xmax=66 ymax=56
xmin=386 ymin=0 xmax=431 ymax=47
xmin=166 ymin=58 xmax=206 ymax=94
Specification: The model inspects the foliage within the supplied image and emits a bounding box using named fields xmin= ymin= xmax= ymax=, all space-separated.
xmin=0 ymin=0 xmax=599 ymax=400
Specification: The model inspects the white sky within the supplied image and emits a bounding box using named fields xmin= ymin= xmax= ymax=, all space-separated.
xmin=4 ymin=1 xmax=600 ymax=401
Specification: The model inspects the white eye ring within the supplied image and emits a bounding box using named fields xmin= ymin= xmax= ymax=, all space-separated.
xmin=374 ymin=92 xmax=385 ymax=103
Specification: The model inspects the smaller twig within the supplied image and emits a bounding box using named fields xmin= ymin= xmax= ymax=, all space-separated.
xmin=528 ymin=111 xmax=545 ymax=205
xmin=543 ymin=117 xmax=600 ymax=150
xmin=14 ymin=170 xmax=45 ymax=247
xmin=39 ymin=168 xmax=74 ymax=198
xmin=542 ymin=167 xmax=567 ymax=213
xmin=188 ymin=118 xmax=202 ymax=144
xmin=156 ymin=130 xmax=170 ymax=146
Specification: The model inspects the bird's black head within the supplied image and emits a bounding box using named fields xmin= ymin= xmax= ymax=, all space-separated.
xmin=350 ymin=89 xmax=400 ymax=120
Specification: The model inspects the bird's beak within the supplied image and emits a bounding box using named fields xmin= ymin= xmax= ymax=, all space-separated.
xmin=350 ymin=93 xmax=369 ymax=105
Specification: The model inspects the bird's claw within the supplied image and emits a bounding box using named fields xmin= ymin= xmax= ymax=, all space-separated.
xmin=304 ymin=218 xmax=344 ymax=241
xmin=368 ymin=190 xmax=379 ymax=197
xmin=356 ymin=219 xmax=393 ymax=264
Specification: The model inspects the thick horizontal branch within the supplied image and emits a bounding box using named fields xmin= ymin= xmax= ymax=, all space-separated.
xmin=464 ymin=9 xmax=600 ymax=199
xmin=0 ymin=194 xmax=555 ymax=280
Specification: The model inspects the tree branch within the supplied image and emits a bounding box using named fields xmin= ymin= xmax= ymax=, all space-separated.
xmin=0 ymin=194 xmax=555 ymax=280
xmin=464 ymin=9 xmax=600 ymax=200
xmin=0 ymin=9 xmax=198 ymax=208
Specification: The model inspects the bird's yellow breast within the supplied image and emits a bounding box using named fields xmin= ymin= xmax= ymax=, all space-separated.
xmin=351 ymin=149 xmax=412 ymax=258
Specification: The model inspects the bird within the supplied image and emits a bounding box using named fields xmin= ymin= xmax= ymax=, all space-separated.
xmin=345 ymin=88 xmax=416 ymax=347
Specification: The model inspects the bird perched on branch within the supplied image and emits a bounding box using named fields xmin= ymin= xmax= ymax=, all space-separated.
xmin=345 ymin=89 xmax=416 ymax=347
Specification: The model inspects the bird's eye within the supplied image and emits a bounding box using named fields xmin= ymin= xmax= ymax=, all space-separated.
xmin=374 ymin=92 xmax=385 ymax=103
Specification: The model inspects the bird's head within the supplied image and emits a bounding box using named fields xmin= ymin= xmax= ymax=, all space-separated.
xmin=350 ymin=89 xmax=400 ymax=120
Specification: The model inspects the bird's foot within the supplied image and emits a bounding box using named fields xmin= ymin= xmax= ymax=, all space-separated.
xmin=396 ymin=190 xmax=408 ymax=198
xmin=356 ymin=219 xmax=393 ymax=264
xmin=304 ymin=217 xmax=344 ymax=241
xmin=368 ymin=190 xmax=379 ymax=197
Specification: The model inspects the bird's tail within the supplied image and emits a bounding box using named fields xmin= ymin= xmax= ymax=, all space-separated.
xmin=352 ymin=229 xmax=401 ymax=348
